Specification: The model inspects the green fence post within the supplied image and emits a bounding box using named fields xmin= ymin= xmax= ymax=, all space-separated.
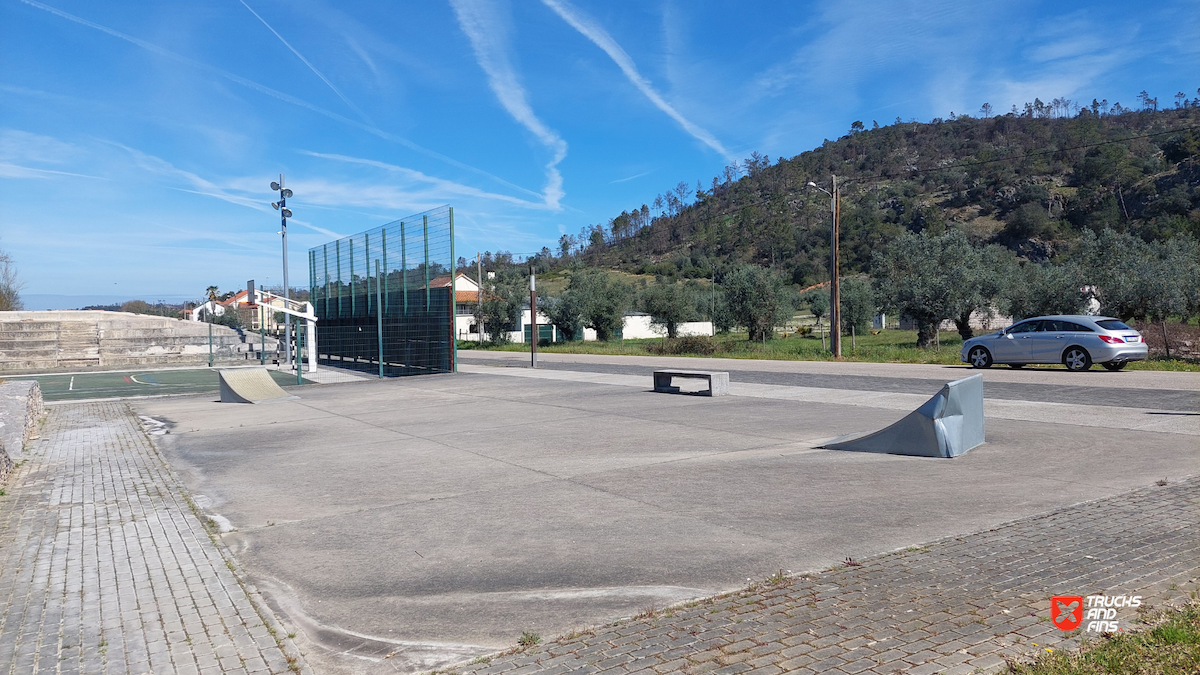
xmin=423 ymin=215 xmax=430 ymax=308
xmin=208 ymin=317 xmax=213 ymax=367
xmin=376 ymin=259 xmax=384 ymax=379
xmin=449 ymin=207 xmax=457 ymax=373
xmin=401 ymin=222 xmax=408 ymax=315
xmin=382 ymin=229 xmax=389 ymax=316
xmin=350 ymin=238 xmax=356 ymax=317
xmin=260 ymin=321 xmax=265 ymax=365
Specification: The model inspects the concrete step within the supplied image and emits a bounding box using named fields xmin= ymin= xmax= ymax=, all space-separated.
xmin=57 ymin=358 xmax=101 ymax=368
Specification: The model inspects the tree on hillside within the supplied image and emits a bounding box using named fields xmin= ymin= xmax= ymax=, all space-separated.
xmin=639 ymin=281 xmax=697 ymax=338
xmin=722 ymin=265 xmax=793 ymax=341
xmin=0 ymin=247 xmax=23 ymax=311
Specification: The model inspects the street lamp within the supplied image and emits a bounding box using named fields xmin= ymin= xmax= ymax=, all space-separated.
xmin=807 ymin=177 xmax=841 ymax=357
xmin=270 ymin=175 xmax=294 ymax=367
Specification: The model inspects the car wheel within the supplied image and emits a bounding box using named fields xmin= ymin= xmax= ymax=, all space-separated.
xmin=1009 ymin=363 xmax=1026 ymax=369
xmin=968 ymin=346 xmax=993 ymax=369
xmin=1102 ymin=361 xmax=1127 ymax=371
xmin=1062 ymin=347 xmax=1092 ymax=372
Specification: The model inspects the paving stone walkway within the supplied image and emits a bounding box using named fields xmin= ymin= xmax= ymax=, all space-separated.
xmin=447 ymin=477 xmax=1200 ymax=675
xmin=0 ymin=402 xmax=308 ymax=675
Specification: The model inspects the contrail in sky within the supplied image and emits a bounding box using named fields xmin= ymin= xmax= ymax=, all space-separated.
xmin=16 ymin=0 xmax=543 ymax=201
xmin=540 ymin=0 xmax=734 ymax=162
xmin=237 ymin=0 xmax=373 ymax=125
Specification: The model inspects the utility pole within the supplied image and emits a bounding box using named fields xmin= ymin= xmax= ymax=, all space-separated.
xmin=806 ymin=175 xmax=841 ymax=357
xmin=830 ymin=175 xmax=842 ymax=358
xmin=529 ymin=266 xmax=538 ymax=369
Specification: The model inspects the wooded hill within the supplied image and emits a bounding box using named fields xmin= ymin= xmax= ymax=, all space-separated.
xmin=562 ymin=95 xmax=1200 ymax=286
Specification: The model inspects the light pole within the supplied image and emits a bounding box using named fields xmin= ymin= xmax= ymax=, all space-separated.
xmin=270 ymin=176 xmax=294 ymax=367
xmin=807 ymin=177 xmax=841 ymax=357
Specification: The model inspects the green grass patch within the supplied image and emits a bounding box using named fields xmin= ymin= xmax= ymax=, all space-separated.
xmin=1007 ymin=601 xmax=1200 ymax=675
xmin=469 ymin=328 xmax=1200 ymax=371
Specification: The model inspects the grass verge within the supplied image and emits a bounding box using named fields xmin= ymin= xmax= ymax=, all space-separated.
xmin=1007 ymin=600 xmax=1200 ymax=675
xmin=461 ymin=329 xmax=1200 ymax=371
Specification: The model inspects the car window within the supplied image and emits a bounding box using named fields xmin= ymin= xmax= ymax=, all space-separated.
xmin=1009 ymin=321 xmax=1041 ymax=334
xmin=1063 ymin=322 xmax=1092 ymax=332
xmin=1096 ymin=320 xmax=1132 ymax=330
xmin=1040 ymin=320 xmax=1064 ymax=332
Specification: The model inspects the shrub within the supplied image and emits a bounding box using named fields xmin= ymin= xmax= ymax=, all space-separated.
xmin=646 ymin=335 xmax=717 ymax=355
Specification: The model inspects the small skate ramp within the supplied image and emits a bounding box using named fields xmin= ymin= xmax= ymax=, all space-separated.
xmin=822 ymin=374 xmax=984 ymax=458
xmin=218 ymin=368 xmax=298 ymax=404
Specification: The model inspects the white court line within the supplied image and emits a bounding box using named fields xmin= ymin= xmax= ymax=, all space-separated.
xmin=69 ymin=376 xmax=74 ymax=391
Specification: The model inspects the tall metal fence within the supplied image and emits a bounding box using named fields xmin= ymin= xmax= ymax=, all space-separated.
xmin=308 ymin=205 xmax=455 ymax=377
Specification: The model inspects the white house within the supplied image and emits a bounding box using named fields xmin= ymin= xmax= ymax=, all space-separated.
xmin=502 ymin=310 xmax=714 ymax=344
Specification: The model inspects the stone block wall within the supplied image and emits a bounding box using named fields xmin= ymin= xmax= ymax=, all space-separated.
xmin=0 ymin=380 xmax=45 ymax=480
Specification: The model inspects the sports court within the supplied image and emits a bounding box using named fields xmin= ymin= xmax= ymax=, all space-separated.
xmin=130 ymin=353 xmax=1200 ymax=674
xmin=9 ymin=366 xmax=308 ymax=402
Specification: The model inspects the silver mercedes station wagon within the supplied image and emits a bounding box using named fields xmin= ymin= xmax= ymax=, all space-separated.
xmin=961 ymin=315 xmax=1147 ymax=371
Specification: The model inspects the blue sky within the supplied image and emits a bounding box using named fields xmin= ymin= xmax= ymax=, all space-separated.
xmin=2 ymin=0 xmax=1198 ymax=307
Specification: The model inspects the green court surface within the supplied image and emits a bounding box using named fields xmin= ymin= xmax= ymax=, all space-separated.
xmin=7 ymin=368 xmax=308 ymax=402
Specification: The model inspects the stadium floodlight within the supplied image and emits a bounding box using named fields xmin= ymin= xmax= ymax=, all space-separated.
xmin=270 ymin=174 xmax=295 ymax=366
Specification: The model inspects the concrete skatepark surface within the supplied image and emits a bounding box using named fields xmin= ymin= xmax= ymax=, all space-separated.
xmin=132 ymin=355 xmax=1200 ymax=673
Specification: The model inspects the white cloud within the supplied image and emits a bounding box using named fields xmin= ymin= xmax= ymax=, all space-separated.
xmin=449 ymin=0 xmax=568 ymax=210
xmin=540 ymin=0 xmax=733 ymax=162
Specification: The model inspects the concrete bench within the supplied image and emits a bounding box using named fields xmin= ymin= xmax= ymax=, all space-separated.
xmin=653 ymin=370 xmax=729 ymax=397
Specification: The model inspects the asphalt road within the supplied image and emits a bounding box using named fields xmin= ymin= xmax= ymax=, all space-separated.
xmin=459 ymin=353 xmax=1200 ymax=412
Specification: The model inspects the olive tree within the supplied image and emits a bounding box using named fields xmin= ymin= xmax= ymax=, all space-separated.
xmin=838 ymin=277 xmax=875 ymax=336
xmin=639 ymin=281 xmax=697 ymax=338
xmin=722 ymin=265 xmax=793 ymax=341
xmin=550 ymin=268 xmax=633 ymax=341
xmin=998 ymin=261 xmax=1085 ymax=321
xmin=803 ymin=288 xmax=829 ymax=328
xmin=872 ymin=230 xmax=978 ymax=347
xmin=541 ymin=291 xmax=585 ymax=341
xmin=477 ymin=270 xmax=525 ymax=343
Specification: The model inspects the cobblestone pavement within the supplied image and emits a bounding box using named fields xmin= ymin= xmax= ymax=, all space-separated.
xmin=446 ymin=477 xmax=1200 ymax=675
xmin=0 ymin=402 xmax=309 ymax=675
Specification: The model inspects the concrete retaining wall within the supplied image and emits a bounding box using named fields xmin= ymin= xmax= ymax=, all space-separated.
xmin=0 ymin=311 xmax=281 ymax=372
xmin=0 ymin=380 xmax=45 ymax=478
